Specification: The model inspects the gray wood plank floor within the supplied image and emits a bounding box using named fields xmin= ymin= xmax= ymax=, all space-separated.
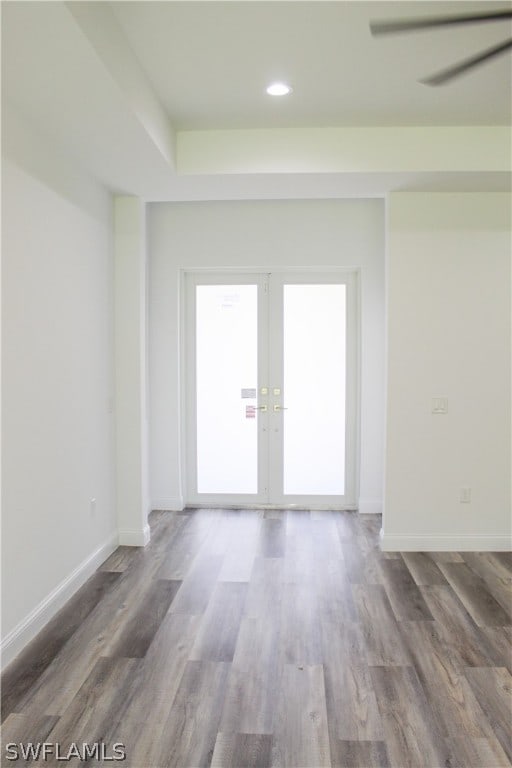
xmin=2 ymin=509 xmax=511 ymax=767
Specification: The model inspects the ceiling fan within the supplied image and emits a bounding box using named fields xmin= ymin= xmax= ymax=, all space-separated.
xmin=370 ymin=8 xmax=512 ymax=85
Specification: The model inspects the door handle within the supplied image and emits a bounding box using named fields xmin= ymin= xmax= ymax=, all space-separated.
xmin=273 ymin=404 xmax=288 ymax=412
xmin=255 ymin=405 xmax=268 ymax=412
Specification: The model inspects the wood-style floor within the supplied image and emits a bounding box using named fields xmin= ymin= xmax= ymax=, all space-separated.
xmin=2 ymin=509 xmax=511 ymax=767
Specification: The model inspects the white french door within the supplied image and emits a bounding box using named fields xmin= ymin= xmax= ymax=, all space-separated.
xmin=185 ymin=271 xmax=358 ymax=508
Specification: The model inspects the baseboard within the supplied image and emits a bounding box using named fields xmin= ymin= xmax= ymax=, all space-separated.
xmin=358 ymin=498 xmax=382 ymax=515
xmin=118 ymin=524 xmax=151 ymax=547
xmin=381 ymin=533 xmax=512 ymax=552
xmin=1 ymin=532 xmax=118 ymax=671
xmin=152 ymin=497 xmax=184 ymax=512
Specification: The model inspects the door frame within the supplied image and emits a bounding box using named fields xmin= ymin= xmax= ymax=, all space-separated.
xmin=181 ymin=266 xmax=361 ymax=509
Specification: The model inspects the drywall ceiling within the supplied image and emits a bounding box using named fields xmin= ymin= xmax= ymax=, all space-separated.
xmin=2 ymin=1 xmax=510 ymax=200
xmin=111 ymin=0 xmax=512 ymax=129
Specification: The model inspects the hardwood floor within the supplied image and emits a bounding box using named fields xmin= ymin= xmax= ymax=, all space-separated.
xmin=2 ymin=509 xmax=511 ymax=767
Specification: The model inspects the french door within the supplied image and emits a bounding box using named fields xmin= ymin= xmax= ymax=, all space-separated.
xmin=185 ymin=271 xmax=358 ymax=507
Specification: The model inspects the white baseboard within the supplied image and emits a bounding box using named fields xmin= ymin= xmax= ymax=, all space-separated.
xmin=1 ymin=532 xmax=118 ymax=671
xmin=118 ymin=524 xmax=151 ymax=547
xmin=381 ymin=533 xmax=512 ymax=552
xmin=358 ymin=498 xmax=382 ymax=515
xmin=152 ymin=497 xmax=185 ymax=512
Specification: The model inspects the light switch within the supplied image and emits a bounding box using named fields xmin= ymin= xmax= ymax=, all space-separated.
xmin=432 ymin=397 xmax=448 ymax=414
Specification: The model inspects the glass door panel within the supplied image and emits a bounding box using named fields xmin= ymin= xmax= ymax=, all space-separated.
xmin=186 ymin=271 xmax=357 ymax=508
xmin=195 ymin=284 xmax=258 ymax=494
xmin=282 ymin=284 xmax=346 ymax=495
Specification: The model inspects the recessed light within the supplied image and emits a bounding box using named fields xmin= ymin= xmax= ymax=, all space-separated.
xmin=266 ymin=82 xmax=292 ymax=96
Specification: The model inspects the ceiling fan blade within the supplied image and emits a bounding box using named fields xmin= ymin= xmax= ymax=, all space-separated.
xmin=419 ymin=37 xmax=512 ymax=85
xmin=370 ymin=9 xmax=512 ymax=35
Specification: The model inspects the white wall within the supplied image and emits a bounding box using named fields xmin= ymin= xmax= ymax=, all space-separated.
xmin=384 ymin=192 xmax=511 ymax=550
xmin=1 ymin=110 xmax=117 ymax=665
xmin=114 ymin=197 xmax=151 ymax=546
xmin=148 ymin=199 xmax=385 ymax=511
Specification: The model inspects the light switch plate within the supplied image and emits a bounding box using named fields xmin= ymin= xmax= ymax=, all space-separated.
xmin=432 ymin=397 xmax=448 ymax=414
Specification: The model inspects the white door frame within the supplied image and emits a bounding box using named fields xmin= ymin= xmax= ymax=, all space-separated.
xmin=182 ymin=267 xmax=360 ymax=509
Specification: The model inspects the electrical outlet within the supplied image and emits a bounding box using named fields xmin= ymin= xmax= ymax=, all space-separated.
xmin=460 ymin=488 xmax=471 ymax=504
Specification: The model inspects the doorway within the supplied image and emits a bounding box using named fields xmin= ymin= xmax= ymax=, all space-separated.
xmin=185 ymin=270 xmax=359 ymax=507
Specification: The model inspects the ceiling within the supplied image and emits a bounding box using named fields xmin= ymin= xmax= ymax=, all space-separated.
xmin=2 ymin=1 xmax=511 ymax=201
xmin=111 ymin=0 xmax=512 ymax=129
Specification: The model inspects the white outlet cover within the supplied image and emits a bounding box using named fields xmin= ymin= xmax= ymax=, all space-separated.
xmin=460 ymin=488 xmax=471 ymax=503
